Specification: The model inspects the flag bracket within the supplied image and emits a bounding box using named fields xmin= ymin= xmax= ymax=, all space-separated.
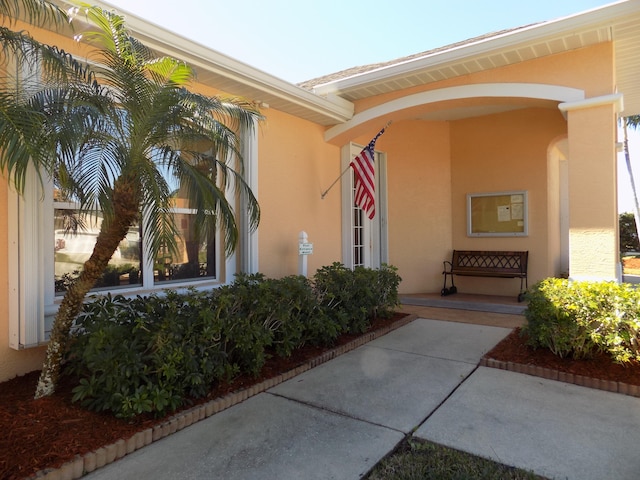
xmin=320 ymin=164 xmax=351 ymax=199
xmin=320 ymin=121 xmax=391 ymax=200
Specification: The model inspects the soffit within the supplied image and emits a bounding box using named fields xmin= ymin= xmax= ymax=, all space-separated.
xmin=306 ymin=1 xmax=640 ymax=119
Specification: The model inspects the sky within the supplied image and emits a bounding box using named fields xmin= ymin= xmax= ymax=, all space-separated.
xmin=103 ymin=0 xmax=640 ymax=212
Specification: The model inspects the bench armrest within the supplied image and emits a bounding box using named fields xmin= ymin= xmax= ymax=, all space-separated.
xmin=442 ymin=260 xmax=453 ymax=274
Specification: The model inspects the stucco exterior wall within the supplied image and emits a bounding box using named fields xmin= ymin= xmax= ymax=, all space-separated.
xmin=565 ymin=103 xmax=619 ymax=280
xmin=256 ymin=109 xmax=343 ymax=278
xmin=341 ymin=42 xmax=615 ymax=297
xmin=449 ymin=108 xmax=568 ymax=296
xmin=382 ymin=120 xmax=452 ymax=293
xmin=352 ymin=43 xmax=615 ymax=115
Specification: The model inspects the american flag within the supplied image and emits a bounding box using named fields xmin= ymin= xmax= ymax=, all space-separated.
xmin=350 ymin=127 xmax=386 ymax=219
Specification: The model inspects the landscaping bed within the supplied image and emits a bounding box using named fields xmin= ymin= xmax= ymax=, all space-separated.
xmin=4 ymin=309 xmax=640 ymax=478
xmin=1 ymin=312 xmax=413 ymax=480
xmin=483 ymin=327 xmax=640 ymax=394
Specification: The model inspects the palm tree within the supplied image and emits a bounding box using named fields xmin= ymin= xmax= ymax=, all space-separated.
xmin=622 ymin=115 xmax=640 ymax=248
xmin=1 ymin=4 xmax=262 ymax=397
xmin=1 ymin=0 xmax=97 ymax=89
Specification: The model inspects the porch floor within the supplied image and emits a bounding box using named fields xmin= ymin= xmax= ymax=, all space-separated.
xmin=399 ymin=292 xmax=526 ymax=329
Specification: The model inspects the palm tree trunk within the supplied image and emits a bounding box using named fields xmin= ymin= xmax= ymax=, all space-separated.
xmin=35 ymin=179 xmax=140 ymax=398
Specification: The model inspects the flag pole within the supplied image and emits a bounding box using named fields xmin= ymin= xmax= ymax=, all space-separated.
xmin=321 ymin=164 xmax=351 ymax=199
xmin=320 ymin=121 xmax=392 ymax=200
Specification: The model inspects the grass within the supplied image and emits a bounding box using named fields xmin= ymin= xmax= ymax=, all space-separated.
xmin=365 ymin=438 xmax=548 ymax=480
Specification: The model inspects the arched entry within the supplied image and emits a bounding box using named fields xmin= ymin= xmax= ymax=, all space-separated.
xmin=548 ymin=137 xmax=569 ymax=277
xmin=324 ymin=83 xmax=585 ymax=144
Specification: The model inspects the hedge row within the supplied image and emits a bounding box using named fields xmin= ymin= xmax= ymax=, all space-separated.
xmin=523 ymin=278 xmax=640 ymax=362
xmin=64 ymin=263 xmax=401 ymax=419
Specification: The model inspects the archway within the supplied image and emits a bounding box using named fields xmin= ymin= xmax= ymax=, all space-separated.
xmin=547 ymin=137 xmax=569 ymax=277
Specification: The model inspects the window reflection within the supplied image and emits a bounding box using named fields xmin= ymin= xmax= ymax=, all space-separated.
xmin=53 ymin=152 xmax=218 ymax=293
xmin=54 ymin=208 xmax=141 ymax=294
xmin=154 ymin=210 xmax=216 ymax=283
xmin=53 ymin=208 xmax=216 ymax=293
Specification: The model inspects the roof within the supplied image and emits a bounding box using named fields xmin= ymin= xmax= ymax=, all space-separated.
xmin=303 ymin=1 xmax=640 ymax=118
xmin=297 ymin=26 xmax=537 ymax=90
xmin=89 ymin=1 xmax=353 ymax=126
xmin=84 ymin=1 xmax=640 ymax=122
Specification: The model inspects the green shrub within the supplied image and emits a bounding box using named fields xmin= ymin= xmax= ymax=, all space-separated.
xmin=576 ymin=281 xmax=640 ymax=363
xmin=210 ymin=273 xmax=276 ymax=376
xmin=370 ymin=263 xmax=401 ymax=319
xmin=523 ymin=278 xmax=640 ymax=362
xmin=65 ymin=291 xmax=228 ymax=418
xmin=142 ymin=290 xmax=230 ymax=396
xmin=313 ymin=262 xmax=401 ymax=335
xmin=258 ymin=274 xmax=324 ymax=357
xmin=523 ymin=278 xmax=598 ymax=359
xmin=65 ymin=263 xmax=402 ymax=419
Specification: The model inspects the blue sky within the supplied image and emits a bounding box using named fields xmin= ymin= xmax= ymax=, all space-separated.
xmin=105 ymin=0 xmax=616 ymax=83
xmin=104 ymin=0 xmax=639 ymax=212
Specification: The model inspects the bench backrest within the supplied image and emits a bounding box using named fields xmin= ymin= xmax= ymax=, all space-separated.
xmin=451 ymin=250 xmax=528 ymax=276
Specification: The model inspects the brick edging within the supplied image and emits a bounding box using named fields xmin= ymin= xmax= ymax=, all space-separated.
xmin=480 ymin=357 xmax=640 ymax=397
xmin=28 ymin=313 xmax=419 ymax=480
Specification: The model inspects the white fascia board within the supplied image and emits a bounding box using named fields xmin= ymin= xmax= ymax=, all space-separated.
xmin=78 ymin=1 xmax=354 ymax=122
xmin=558 ymin=93 xmax=624 ymax=116
xmin=312 ymin=0 xmax=635 ymax=96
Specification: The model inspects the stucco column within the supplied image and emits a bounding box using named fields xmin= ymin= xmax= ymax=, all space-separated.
xmin=559 ymin=95 xmax=622 ymax=281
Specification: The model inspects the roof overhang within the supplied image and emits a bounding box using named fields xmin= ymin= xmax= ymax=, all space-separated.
xmin=310 ymin=0 xmax=640 ymax=118
xmin=50 ymin=0 xmax=640 ymax=126
xmin=67 ymin=0 xmax=355 ymax=126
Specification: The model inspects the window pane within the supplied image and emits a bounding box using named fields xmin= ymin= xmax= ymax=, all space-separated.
xmin=54 ymin=209 xmax=141 ymax=294
xmin=154 ymin=211 xmax=216 ymax=284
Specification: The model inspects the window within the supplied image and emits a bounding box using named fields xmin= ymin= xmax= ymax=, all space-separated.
xmin=53 ymin=192 xmax=218 ymax=295
xmin=8 ymin=127 xmax=258 ymax=349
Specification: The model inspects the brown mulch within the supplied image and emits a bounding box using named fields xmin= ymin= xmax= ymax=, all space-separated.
xmin=2 ymin=314 xmax=640 ymax=479
xmin=0 ymin=313 xmax=406 ymax=480
xmin=485 ymin=327 xmax=640 ymax=386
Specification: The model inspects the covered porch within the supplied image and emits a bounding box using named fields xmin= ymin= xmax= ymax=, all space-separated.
xmin=305 ymin=2 xmax=640 ymax=296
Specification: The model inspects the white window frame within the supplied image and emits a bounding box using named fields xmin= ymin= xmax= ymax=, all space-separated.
xmin=340 ymin=143 xmax=388 ymax=269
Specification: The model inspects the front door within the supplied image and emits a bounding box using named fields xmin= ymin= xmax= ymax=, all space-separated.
xmin=341 ymin=143 xmax=388 ymax=269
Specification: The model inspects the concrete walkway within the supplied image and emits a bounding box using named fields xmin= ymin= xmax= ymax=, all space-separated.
xmin=83 ymin=315 xmax=640 ymax=480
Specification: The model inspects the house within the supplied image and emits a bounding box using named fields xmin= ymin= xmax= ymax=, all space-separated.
xmin=2 ymin=0 xmax=640 ymax=382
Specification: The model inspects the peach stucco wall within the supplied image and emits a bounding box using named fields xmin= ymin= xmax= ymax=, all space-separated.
xmin=256 ymin=109 xmax=343 ymax=278
xmin=565 ymin=103 xmax=619 ymax=280
xmin=350 ymin=42 xmax=614 ymax=118
xmin=380 ymin=120 xmax=452 ymax=293
xmin=340 ymin=42 xmax=615 ymax=296
xmin=448 ymin=108 xmax=568 ymax=296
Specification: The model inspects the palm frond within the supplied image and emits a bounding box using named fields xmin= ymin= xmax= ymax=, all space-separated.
xmin=3 ymin=2 xmax=263 ymax=259
xmin=626 ymin=115 xmax=640 ymax=130
xmin=0 ymin=0 xmax=68 ymax=28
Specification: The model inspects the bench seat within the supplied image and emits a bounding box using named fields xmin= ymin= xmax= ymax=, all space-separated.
xmin=442 ymin=250 xmax=528 ymax=302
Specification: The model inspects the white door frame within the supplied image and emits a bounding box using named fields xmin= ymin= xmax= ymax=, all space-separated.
xmin=340 ymin=143 xmax=388 ymax=269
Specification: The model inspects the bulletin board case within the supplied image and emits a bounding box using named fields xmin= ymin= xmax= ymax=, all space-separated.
xmin=466 ymin=191 xmax=528 ymax=237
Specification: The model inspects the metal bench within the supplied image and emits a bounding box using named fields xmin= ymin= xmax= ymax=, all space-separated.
xmin=442 ymin=250 xmax=528 ymax=302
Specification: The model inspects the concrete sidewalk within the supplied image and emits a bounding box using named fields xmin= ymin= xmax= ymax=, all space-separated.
xmin=83 ymin=318 xmax=640 ymax=480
